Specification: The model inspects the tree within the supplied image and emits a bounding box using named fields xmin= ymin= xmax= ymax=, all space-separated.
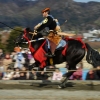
xmin=0 ymin=34 xmax=5 ymax=50
xmin=6 ymin=27 xmax=23 ymax=52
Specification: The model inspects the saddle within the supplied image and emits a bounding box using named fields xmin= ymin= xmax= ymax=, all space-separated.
xmin=47 ymin=32 xmax=62 ymax=45
xmin=47 ymin=31 xmax=62 ymax=55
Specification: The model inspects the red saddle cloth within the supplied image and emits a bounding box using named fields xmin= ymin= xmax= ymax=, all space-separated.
xmin=62 ymin=37 xmax=86 ymax=56
xmin=23 ymin=29 xmax=47 ymax=68
xmin=23 ymin=29 xmax=35 ymax=53
xmin=33 ymin=41 xmax=47 ymax=68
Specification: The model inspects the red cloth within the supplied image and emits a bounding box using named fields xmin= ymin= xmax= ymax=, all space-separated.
xmin=62 ymin=45 xmax=68 ymax=56
xmin=65 ymin=37 xmax=86 ymax=49
xmin=23 ymin=29 xmax=47 ymax=68
xmin=34 ymin=41 xmax=47 ymax=68
xmin=62 ymin=37 xmax=86 ymax=56
xmin=23 ymin=29 xmax=35 ymax=53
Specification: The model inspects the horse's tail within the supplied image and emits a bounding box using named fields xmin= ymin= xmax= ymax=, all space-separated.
xmin=85 ymin=43 xmax=100 ymax=68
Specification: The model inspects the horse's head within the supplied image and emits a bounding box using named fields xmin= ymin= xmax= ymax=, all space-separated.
xmin=15 ymin=27 xmax=45 ymax=50
xmin=15 ymin=32 xmax=25 ymax=45
xmin=15 ymin=28 xmax=33 ymax=45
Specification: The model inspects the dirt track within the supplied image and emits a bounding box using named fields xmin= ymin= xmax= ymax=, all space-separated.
xmin=0 ymin=90 xmax=100 ymax=100
xmin=0 ymin=80 xmax=100 ymax=100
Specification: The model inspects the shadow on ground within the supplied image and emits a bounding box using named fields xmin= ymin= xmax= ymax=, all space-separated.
xmin=0 ymin=81 xmax=100 ymax=91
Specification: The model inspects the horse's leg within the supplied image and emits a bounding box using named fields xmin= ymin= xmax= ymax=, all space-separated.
xmin=58 ymin=63 xmax=76 ymax=88
xmin=58 ymin=70 xmax=75 ymax=88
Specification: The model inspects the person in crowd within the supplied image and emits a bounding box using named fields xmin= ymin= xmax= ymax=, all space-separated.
xmin=44 ymin=65 xmax=55 ymax=80
xmin=0 ymin=49 xmax=5 ymax=77
xmin=27 ymin=50 xmax=36 ymax=70
xmin=86 ymin=70 xmax=99 ymax=80
xmin=28 ymin=68 xmax=37 ymax=80
xmin=36 ymin=71 xmax=49 ymax=80
xmin=13 ymin=52 xmax=25 ymax=69
xmin=17 ymin=66 xmax=28 ymax=80
xmin=22 ymin=66 xmax=29 ymax=80
xmin=21 ymin=48 xmax=30 ymax=69
xmin=10 ymin=51 xmax=16 ymax=59
xmin=2 ymin=67 xmax=14 ymax=80
xmin=18 ymin=72 xmax=27 ymax=80
xmin=96 ymin=66 xmax=100 ymax=79
xmin=3 ymin=53 xmax=13 ymax=72
xmin=72 ymin=65 xmax=82 ymax=80
xmin=52 ymin=68 xmax=63 ymax=80
xmin=12 ymin=67 xmax=20 ymax=80
xmin=0 ymin=49 xmax=5 ymax=59
xmin=14 ymin=45 xmax=21 ymax=53
xmin=69 ymin=63 xmax=82 ymax=80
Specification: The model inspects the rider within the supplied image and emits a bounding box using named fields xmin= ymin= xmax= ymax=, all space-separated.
xmin=33 ymin=7 xmax=71 ymax=57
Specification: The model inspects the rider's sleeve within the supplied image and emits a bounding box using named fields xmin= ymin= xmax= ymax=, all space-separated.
xmin=36 ymin=16 xmax=53 ymax=32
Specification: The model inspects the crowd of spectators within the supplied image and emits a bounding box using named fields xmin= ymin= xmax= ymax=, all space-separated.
xmin=0 ymin=47 xmax=100 ymax=81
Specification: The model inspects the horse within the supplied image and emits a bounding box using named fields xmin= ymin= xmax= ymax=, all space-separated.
xmin=15 ymin=28 xmax=100 ymax=88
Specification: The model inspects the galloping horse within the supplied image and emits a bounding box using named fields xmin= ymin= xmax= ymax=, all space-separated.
xmin=15 ymin=28 xmax=100 ymax=88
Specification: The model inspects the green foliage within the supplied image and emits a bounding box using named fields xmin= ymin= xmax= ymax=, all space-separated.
xmin=0 ymin=35 xmax=5 ymax=50
xmin=6 ymin=27 xmax=23 ymax=52
xmin=94 ymin=20 xmax=100 ymax=27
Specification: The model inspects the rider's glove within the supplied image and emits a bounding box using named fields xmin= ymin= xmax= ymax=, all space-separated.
xmin=34 ymin=30 xmax=37 ymax=33
xmin=33 ymin=30 xmax=37 ymax=35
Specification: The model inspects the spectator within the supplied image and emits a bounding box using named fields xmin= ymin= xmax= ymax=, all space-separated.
xmin=14 ymin=45 xmax=21 ymax=53
xmin=3 ymin=53 xmax=12 ymax=72
xmin=27 ymin=50 xmax=36 ymax=70
xmin=69 ymin=64 xmax=82 ymax=80
xmin=18 ymin=72 xmax=27 ymax=80
xmin=10 ymin=51 xmax=16 ymax=59
xmin=2 ymin=67 xmax=14 ymax=80
xmin=0 ymin=49 xmax=5 ymax=77
xmin=12 ymin=67 xmax=20 ymax=80
xmin=86 ymin=70 xmax=99 ymax=80
xmin=37 ymin=71 xmax=48 ymax=80
xmin=52 ymin=68 xmax=63 ymax=80
xmin=21 ymin=48 xmax=29 ymax=69
xmin=0 ymin=58 xmax=4 ymax=79
xmin=13 ymin=52 xmax=25 ymax=69
xmin=0 ymin=49 xmax=5 ymax=59
xmin=96 ymin=66 xmax=100 ymax=79
xmin=72 ymin=66 xmax=82 ymax=80
xmin=0 ymin=72 xmax=3 ymax=79
xmin=28 ymin=68 xmax=37 ymax=80
xmin=21 ymin=66 xmax=29 ymax=80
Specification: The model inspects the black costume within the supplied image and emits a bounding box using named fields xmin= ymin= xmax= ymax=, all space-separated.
xmin=37 ymin=15 xmax=57 ymax=32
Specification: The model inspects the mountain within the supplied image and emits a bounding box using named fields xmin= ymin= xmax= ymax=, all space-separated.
xmin=0 ymin=0 xmax=100 ymax=32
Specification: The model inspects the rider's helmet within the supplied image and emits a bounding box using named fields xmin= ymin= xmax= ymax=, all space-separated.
xmin=41 ymin=7 xmax=50 ymax=14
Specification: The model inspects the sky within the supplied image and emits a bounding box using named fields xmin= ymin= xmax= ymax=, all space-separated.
xmin=74 ymin=0 xmax=100 ymax=2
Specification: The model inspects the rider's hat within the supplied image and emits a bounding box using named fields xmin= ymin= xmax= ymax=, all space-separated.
xmin=41 ymin=7 xmax=50 ymax=13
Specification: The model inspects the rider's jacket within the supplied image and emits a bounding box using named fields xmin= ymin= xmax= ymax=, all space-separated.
xmin=36 ymin=15 xmax=60 ymax=32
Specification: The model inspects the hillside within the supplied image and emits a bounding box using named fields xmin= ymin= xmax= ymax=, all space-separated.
xmin=0 ymin=0 xmax=100 ymax=31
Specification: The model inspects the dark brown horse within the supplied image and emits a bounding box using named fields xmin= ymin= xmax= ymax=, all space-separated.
xmin=15 ymin=28 xmax=100 ymax=88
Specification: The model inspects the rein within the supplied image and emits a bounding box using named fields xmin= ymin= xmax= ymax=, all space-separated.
xmin=22 ymin=37 xmax=45 ymax=44
xmin=0 ymin=22 xmax=23 ymax=33
xmin=23 ymin=29 xmax=46 ymax=44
